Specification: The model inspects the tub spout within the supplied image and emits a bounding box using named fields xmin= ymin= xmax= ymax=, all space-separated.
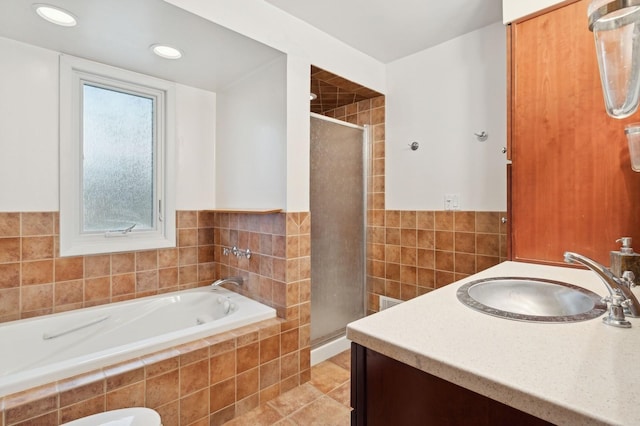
xmin=211 ymin=276 xmax=244 ymax=288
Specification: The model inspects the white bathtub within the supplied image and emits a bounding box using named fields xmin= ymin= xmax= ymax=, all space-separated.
xmin=0 ymin=286 xmax=276 ymax=398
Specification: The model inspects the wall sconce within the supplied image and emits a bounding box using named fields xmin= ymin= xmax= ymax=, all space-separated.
xmin=625 ymin=123 xmax=640 ymax=170
xmin=589 ymin=0 xmax=640 ymax=172
xmin=588 ymin=0 xmax=640 ymax=119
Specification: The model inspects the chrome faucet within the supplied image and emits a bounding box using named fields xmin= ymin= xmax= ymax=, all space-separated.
xmin=211 ymin=276 xmax=244 ymax=288
xmin=564 ymin=251 xmax=640 ymax=328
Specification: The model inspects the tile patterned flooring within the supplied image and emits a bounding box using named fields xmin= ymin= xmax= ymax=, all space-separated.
xmin=224 ymin=350 xmax=351 ymax=425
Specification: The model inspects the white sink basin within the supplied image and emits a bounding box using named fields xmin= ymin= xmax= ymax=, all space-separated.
xmin=457 ymin=277 xmax=607 ymax=323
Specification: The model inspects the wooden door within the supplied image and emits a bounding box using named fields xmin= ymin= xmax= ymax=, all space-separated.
xmin=510 ymin=0 xmax=640 ymax=266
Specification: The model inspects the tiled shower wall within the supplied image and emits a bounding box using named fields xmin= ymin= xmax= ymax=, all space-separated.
xmin=324 ymin=96 xmax=508 ymax=314
xmin=0 ymin=211 xmax=216 ymax=323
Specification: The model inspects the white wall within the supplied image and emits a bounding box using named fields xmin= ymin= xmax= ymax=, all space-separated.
xmin=175 ymin=84 xmax=216 ymax=210
xmin=0 ymin=36 xmax=217 ymax=212
xmin=386 ymin=22 xmax=507 ymax=212
xmin=0 ymin=37 xmax=59 ymax=211
xmin=502 ymin=0 xmax=566 ymax=24
xmin=216 ymin=56 xmax=287 ymax=209
xmin=164 ymin=0 xmax=387 ymax=211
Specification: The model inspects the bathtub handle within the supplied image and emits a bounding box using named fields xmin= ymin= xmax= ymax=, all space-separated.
xmin=42 ymin=315 xmax=110 ymax=340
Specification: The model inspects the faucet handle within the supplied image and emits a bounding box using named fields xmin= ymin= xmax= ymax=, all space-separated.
xmin=602 ymin=291 xmax=633 ymax=328
xmin=622 ymin=271 xmax=636 ymax=287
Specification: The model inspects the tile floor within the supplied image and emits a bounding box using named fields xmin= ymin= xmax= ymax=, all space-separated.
xmin=224 ymin=350 xmax=352 ymax=425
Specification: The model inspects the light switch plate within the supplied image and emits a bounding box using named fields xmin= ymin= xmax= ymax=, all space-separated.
xmin=444 ymin=194 xmax=460 ymax=211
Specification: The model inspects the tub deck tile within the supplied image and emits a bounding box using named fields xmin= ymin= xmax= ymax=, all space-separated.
xmin=58 ymin=376 xmax=104 ymax=408
xmin=179 ymin=388 xmax=209 ymax=425
xmin=209 ymin=378 xmax=235 ymax=413
xmin=209 ymin=351 xmax=235 ymax=385
xmin=105 ymin=381 xmax=145 ymax=411
xmin=145 ymin=369 xmax=179 ymax=409
xmin=4 ymin=394 xmax=57 ymax=425
xmin=237 ymin=342 xmax=260 ymax=373
xmin=206 ymin=335 xmax=236 ymax=356
xmin=232 ymin=324 xmax=261 ymax=346
xmin=59 ymin=394 xmax=104 ymax=424
xmin=3 ymin=383 xmax=58 ymax=411
xmin=104 ymin=359 xmax=145 ymax=391
xmin=177 ymin=340 xmax=209 ymax=365
xmin=9 ymin=410 xmax=57 ymax=426
xmin=142 ymin=348 xmax=180 ymax=378
xmin=155 ymin=400 xmax=179 ymax=426
xmin=258 ymin=319 xmax=282 ymax=339
xmin=179 ymin=359 xmax=209 ymax=397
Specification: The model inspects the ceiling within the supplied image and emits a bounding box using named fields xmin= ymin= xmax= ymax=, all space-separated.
xmin=1 ymin=0 xmax=503 ymax=108
xmin=0 ymin=0 xmax=283 ymax=92
xmin=266 ymin=0 xmax=503 ymax=63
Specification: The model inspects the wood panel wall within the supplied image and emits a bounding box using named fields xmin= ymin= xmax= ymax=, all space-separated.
xmin=510 ymin=0 xmax=640 ymax=266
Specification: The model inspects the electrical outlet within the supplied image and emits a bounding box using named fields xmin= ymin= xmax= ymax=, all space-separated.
xmin=444 ymin=194 xmax=460 ymax=211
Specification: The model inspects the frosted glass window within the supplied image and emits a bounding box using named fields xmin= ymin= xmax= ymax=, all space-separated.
xmin=59 ymin=54 xmax=176 ymax=257
xmin=82 ymin=84 xmax=155 ymax=232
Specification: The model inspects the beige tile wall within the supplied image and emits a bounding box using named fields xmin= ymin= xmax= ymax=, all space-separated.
xmin=0 ymin=211 xmax=216 ymax=323
xmin=212 ymin=212 xmax=311 ymax=387
xmin=0 ymin=210 xmax=310 ymax=425
xmin=366 ymin=210 xmax=507 ymax=312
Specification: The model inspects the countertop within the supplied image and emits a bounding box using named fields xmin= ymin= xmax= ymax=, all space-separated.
xmin=346 ymin=261 xmax=640 ymax=426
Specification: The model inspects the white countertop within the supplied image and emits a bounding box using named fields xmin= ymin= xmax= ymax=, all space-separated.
xmin=346 ymin=261 xmax=640 ymax=426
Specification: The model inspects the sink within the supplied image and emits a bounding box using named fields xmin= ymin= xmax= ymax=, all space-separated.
xmin=456 ymin=277 xmax=607 ymax=323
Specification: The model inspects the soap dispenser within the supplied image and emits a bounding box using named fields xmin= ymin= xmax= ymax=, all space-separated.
xmin=610 ymin=237 xmax=640 ymax=286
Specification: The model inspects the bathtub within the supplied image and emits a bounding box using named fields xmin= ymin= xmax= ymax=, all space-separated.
xmin=0 ymin=286 xmax=276 ymax=398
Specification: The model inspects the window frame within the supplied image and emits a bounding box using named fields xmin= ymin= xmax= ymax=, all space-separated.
xmin=59 ymin=54 xmax=176 ymax=256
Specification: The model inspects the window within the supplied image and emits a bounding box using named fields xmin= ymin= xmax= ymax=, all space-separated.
xmin=59 ymin=55 xmax=175 ymax=256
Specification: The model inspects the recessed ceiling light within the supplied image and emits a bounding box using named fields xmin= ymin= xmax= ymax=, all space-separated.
xmin=310 ymin=93 xmax=317 ymax=100
xmin=34 ymin=4 xmax=77 ymax=27
xmin=151 ymin=44 xmax=183 ymax=60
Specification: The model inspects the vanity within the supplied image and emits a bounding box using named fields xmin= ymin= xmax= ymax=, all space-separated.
xmin=347 ymin=261 xmax=640 ymax=425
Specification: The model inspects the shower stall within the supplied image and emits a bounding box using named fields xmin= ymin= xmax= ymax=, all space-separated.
xmin=310 ymin=113 xmax=368 ymax=360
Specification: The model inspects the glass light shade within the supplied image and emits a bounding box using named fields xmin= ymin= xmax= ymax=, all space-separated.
xmin=151 ymin=44 xmax=182 ymax=59
xmin=34 ymin=4 xmax=77 ymax=27
xmin=589 ymin=0 xmax=640 ymax=118
xmin=625 ymin=123 xmax=640 ymax=171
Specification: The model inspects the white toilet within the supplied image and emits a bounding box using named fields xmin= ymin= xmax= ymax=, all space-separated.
xmin=61 ymin=407 xmax=162 ymax=425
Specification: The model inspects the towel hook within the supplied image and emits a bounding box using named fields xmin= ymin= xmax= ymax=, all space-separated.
xmin=408 ymin=141 xmax=419 ymax=151
xmin=474 ymin=131 xmax=488 ymax=142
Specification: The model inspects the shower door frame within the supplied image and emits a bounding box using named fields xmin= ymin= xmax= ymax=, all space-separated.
xmin=309 ymin=112 xmax=370 ymax=348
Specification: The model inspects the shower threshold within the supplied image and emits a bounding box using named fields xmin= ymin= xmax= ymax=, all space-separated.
xmin=310 ymin=334 xmax=351 ymax=366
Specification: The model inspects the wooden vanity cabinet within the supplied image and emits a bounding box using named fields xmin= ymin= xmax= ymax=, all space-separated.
xmin=350 ymin=343 xmax=552 ymax=426
xmin=509 ymin=0 xmax=640 ymax=266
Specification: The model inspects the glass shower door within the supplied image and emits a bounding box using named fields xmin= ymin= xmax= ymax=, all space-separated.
xmin=310 ymin=114 xmax=366 ymax=347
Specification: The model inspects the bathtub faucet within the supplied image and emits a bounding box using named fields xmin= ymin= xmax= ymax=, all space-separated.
xmin=211 ymin=276 xmax=244 ymax=288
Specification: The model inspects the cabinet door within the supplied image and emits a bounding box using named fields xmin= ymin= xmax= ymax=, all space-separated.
xmin=351 ymin=343 xmax=553 ymax=425
xmin=511 ymin=0 xmax=640 ymax=265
